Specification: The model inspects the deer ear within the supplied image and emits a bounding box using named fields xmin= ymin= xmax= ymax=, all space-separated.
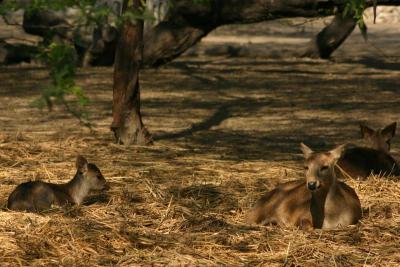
xmin=300 ymin=143 xmax=313 ymax=159
xmin=360 ymin=124 xmax=375 ymax=139
xmin=381 ymin=122 xmax=396 ymax=141
xmin=329 ymin=144 xmax=346 ymax=161
xmin=76 ymin=155 xmax=88 ymax=173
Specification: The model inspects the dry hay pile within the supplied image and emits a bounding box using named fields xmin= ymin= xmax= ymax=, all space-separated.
xmin=0 ymin=131 xmax=399 ymax=266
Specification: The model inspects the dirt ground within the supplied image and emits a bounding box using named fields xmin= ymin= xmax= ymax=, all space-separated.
xmin=0 ymin=18 xmax=400 ymax=266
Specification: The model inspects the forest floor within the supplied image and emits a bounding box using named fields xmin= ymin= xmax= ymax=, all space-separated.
xmin=0 ymin=17 xmax=399 ymax=266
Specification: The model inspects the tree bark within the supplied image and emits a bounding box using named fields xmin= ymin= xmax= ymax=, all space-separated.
xmin=111 ymin=0 xmax=152 ymax=145
xmin=14 ymin=0 xmax=400 ymax=66
xmin=143 ymin=0 xmax=398 ymax=67
xmin=144 ymin=22 xmax=211 ymax=67
xmin=301 ymin=14 xmax=357 ymax=59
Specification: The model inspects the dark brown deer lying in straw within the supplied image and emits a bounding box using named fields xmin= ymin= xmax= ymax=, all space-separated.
xmin=8 ymin=156 xmax=107 ymax=212
xmin=337 ymin=122 xmax=400 ymax=179
xmin=247 ymin=143 xmax=361 ymax=229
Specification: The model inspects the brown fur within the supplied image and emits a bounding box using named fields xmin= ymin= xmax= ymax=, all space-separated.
xmin=247 ymin=144 xmax=362 ymax=229
xmin=337 ymin=122 xmax=400 ymax=179
xmin=7 ymin=156 xmax=107 ymax=212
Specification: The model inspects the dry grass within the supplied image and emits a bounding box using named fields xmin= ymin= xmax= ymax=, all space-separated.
xmin=1 ymin=22 xmax=400 ymax=266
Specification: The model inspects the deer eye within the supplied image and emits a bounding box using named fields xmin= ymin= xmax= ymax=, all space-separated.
xmin=320 ymin=166 xmax=329 ymax=171
xmin=304 ymin=166 xmax=309 ymax=170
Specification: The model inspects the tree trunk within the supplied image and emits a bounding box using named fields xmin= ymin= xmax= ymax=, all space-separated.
xmin=143 ymin=0 xmax=397 ymax=67
xmin=111 ymin=0 xmax=152 ymax=145
xmin=301 ymin=14 xmax=357 ymax=59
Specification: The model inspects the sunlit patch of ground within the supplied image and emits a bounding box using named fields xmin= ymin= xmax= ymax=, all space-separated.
xmin=0 ymin=20 xmax=400 ymax=266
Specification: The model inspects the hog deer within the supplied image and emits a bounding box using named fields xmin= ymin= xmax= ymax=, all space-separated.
xmin=8 ymin=155 xmax=107 ymax=212
xmin=247 ymin=143 xmax=361 ymax=229
xmin=337 ymin=122 xmax=400 ymax=179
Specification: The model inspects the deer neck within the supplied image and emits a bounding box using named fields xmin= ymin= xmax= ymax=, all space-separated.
xmin=65 ymin=172 xmax=91 ymax=205
xmin=310 ymin=173 xmax=337 ymax=228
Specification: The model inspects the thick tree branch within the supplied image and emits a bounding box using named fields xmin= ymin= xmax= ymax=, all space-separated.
xmin=143 ymin=0 xmax=400 ymax=67
xmin=302 ymin=14 xmax=357 ymax=59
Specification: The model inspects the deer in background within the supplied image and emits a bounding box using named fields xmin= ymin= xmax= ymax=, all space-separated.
xmin=337 ymin=122 xmax=400 ymax=179
xmin=247 ymin=143 xmax=361 ymax=229
xmin=8 ymin=155 xmax=107 ymax=212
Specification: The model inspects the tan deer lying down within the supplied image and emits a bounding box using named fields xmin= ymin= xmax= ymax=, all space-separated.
xmin=247 ymin=143 xmax=361 ymax=229
xmin=337 ymin=122 xmax=400 ymax=179
xmin=8 ymin=156 xmax=107 ymax=212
